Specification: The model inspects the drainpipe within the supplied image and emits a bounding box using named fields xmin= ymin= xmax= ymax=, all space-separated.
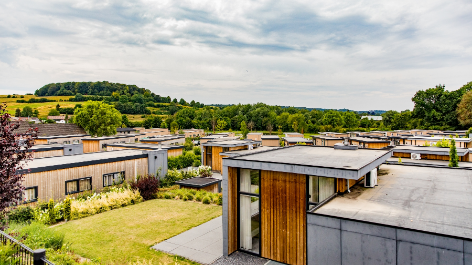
xmin=347 ymin=179 xmax=350 ymax=193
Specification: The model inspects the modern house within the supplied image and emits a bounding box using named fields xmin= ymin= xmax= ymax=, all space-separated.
xmin=140 ymin=135 xmax=185 ymax=145
xmin=283 ymin=137 xmax=313 ymax=146
xmin=247 ymin=133 xmax=263 ymax=141
xmin=284 ymin=132 xmax=304 ymax=138
xmin=29 ymin=144 xmax=83 ymax=158
xmin=201 ymin=138 xmax=261 ymax=172
xmin=221 ymin=145 xmax=392 ymax=265
xmin=200 ymin=135 xmax=234 ymax=144
xmin=406 ymin=136 xmax=472 ymax=148
xmin=175 ymin=178 xmax=222 ymax=193
xmin=261 ymin=135 xmax=280 ymax=147
xmin=392 ymin=145 xmax=470 ymax=162
xmin=348 ymin=137 xmax=391 ymax=149
xmin=134 ymin=128 xmax=170 ymax=135
xmin=19 ymin=149 xmax=168 ymax=202
xmin=35 ymin=134 xmax=90 ymax=145
xmin=47 ymin=116 xmax=67 ymax=123
xmin=312 ymin=136 xmax=345 ymax=147
xmin=81 ymin=135 xmax=138 ymax=153
xmin=181 ymin=129 xmax=205 ymax=138
xmin=116 ymin=128 xmax=137 ymax=134
xmin=106 ymin=143 xmax=184 ymax=157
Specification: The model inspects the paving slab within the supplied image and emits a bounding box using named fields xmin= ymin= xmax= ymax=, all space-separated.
xmin=152 ymin=216 xmax=223 ymax=265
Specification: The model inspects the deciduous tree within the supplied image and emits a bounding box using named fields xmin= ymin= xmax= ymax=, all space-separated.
xmin=73 ymin=101 xmax=122 ymax=137
xmin=457 ymin=90 xmax=472 ymax=127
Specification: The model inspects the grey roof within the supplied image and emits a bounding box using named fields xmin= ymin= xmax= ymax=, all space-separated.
xmin=175 ymin=177 xmax=221 ymax=188
xmin=261 ymin=135 xmax=279 ymax=139
xmin=220 ymin=146 xmax=279 ymax=157
xmin=82 ymin=135 xmax=136 ymax=141
xmin=29 ymin=144 xmax=64 ymax=151
xmin=284 ymin=137 xmax=313 ymax=143
xmin=140 ymin=135 xmax=184 ymax=142
xmin=106 ymin=143 xmax=183 ymax=150
xmin=350 ymin=137 xmax=390 ymax=143
xmin=247 ymin=133 xmax=262 ymax=135
xmin=407 ymin=136 xmax=471 ymax=142
xmin=315 ymin=164 xmax=472 ymax=239
xmin=203 ymin=139 xmax=260 ymax=147
xmin=224 ymin=146 xmax=392 ymax=179
xmin=386 ymin=157 xmax=472 ymax=168
xmin=117 ymin=128 xmax=137 ymax=132
xmin=311 ymin=135 xmax=345 ymax=140
xmin=393 ymin=145 xmax=469 ymax=156
xmin=21 ymin=149 xmax=147 ymax=173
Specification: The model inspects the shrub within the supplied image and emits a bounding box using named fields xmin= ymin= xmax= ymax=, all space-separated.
xmin=164 ymin=193 xmax=172 ymax=199
xmin=216 ymin=194 xmax=223 ymax=205
xmin=198 ymin=166 xmax=213 ymax=178
xmin=181 ymin=168 xmax=199 ymax=180
xmin=182 ymin=195 xmax=189 ymax=201
xmin=0 ymin=242 xmax=20 ymax=265
xmin=184 ymin=138 xmax=194 ymax=151
xmin=193 ymin=160 xmax=201 ymax=167
xmin=8 ymin=222 xmax=65 ymax=250
xmin=130 ymin=174 xmax=160 ymax=200
xmin=195 ymin=194 xmax=203 ymax=202
xmin=7 ymin=206 xmax=34 ymax=223
xmin=64 ymin=197 xmax=71 ymax=221
xmin=202 ymin=196 xmax=211 ymax=204
xmin=188 ymin=189 xmax=197 ymax=195
xmin=193 ymin=147 xmax=201 ymax=156
xmin=48 ymin=199 xmax=56 ymax=225
xmin=161 ymin=169 xmax=182 ymax=187
xmin=186 ymin=193 xmax=194 ymax=201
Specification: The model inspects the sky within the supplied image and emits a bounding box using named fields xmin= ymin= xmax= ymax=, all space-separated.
xmin=0 ymin=0 xmax=471 ymax=111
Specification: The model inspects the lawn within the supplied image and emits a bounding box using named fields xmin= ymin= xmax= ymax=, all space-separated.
xmin=52 ymin=199 xmax=222 ymax=264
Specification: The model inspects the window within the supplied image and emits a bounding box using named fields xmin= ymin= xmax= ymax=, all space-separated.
xmin=223 ymin=147 xmax=230 ymax=152
xmin=307 ymin=176 xmax=336 ymax=211
xmin=63 ymin=141 xmax=71 ymax=145
xmin=66 ymin=177 xmax=92 ymax=195
xmin=23 ymin=187 xmax=38 ymax=203
xmin=103 ymin=171 xmax=125 ymax=187
xmin=73 ymin=140 xmax=80 ymax=144
xmin=238 ymin=169 xmax=260 ymax=255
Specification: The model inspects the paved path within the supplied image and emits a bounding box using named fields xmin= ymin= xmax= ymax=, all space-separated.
xmin=152 ymin=216 xmax=223 ymax=265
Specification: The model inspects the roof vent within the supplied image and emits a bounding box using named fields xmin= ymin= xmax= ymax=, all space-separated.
xmin=334 ymin=143 xmax=358 ymax=150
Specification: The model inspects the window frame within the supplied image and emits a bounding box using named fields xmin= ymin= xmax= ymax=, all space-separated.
xmin=237 ymin=168 xmax=261 ymax=256
xmin=65 ymin=177 xmax=92 ymax=195
xmin=23 ymin=186 xmax=38 ymax=203
xmin=306 ymin=175 xmax=337 ymax=212
xmin=102 ymin=171 xmax=125 ymax=187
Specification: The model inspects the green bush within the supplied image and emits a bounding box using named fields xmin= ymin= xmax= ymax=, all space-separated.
xmin=164 ymin=193 xmax=172 ymax=199
xmin=202 ymin=196 xmax=211 ymax=204
xmin=48 ymin=199 xmax=56 ymax=225
xmin=0 ymin=242 xmax=20 ymax=265
xmin=184 ymin=138 xmax=194 ymax=151
xmin=188 ymin=189 xmax=197 ymax=195
xmin=195 ymin=194 xmax=203 ymax=202
xmin=216 ymin=194 xmax=223 ymax=205
xmin=193 ymin=159 xmax=201 ymax=167
xmin=7 ymin=206 xmax=34 ymax=223
xmin=186 ymin=194 xmax=194 ymax=201
xmin=193 ymin=146 xmax=201 ymax=156
xmin=182 ymin=195 xmax=189 ymax=201
xmin=8 ymin=222 xmax=65 ymax=250
xmin=161 ymin=169 xmax=182 ymax=187
xmin=64 ymin=197 xmax=71 ymax=221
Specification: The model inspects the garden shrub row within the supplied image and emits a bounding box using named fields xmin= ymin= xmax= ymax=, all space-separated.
xmin=157 ymin=188 xmax=222 ymax=206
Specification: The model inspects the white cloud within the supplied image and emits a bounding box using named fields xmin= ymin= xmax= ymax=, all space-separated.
xmin=0 ymin=0 xmax=471 ymax=110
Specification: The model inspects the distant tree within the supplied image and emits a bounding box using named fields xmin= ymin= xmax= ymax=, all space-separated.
xmin=449 ymin=139 xmax=459 ymax=167
xmin=21 ymin=106 xmax=33 ymax=117
xmin=119 ymin=95 xmax=129 ymax=104
xmin=266 ymin=122 xmax=273 ymax=135
xmin=172 ymin=98 xmax=178 ymax=104
xmin=65 ymin=114 xmax=69 ymax=123
xmin=247 ymin=121 xmax=255 ymax=132
xmin=73 ymin=101 xmax=122 ymax=137
xmin=344 ymin=111 xmax=359 ymax=129
xmin=161 ymin=121 xmax=168 ymax=129
xmin=457 ymin=90 xmax=472 ymax=127
xmin=0 ymin=103 xmax=38 ymax=225
xmin=121 ymin=114 xmax=130 ymax=127
xmin=48 ymin=109 xmax=60 ymax=116
xmin=359 ymin=117 xmax=371 ymax=128
xmin=56 ymin=104 xmax=60 ymax=111
xmin=323 ymin=111 xmax=344 ymax=128
xmin=467 ymin=127 xmax=472 ymax=138
xmin=170 ymin=121 xmax=179 ymax=134
xmin=211 ymin=117 xmax=217 ymax=133
xmin=216 ymin=119 xmax=227 ymax=131
xmin=15 ymin=108 xmax=21 ymax=117
xmin=241 ymin=121 xmax=249 ymax=139
xmin=33 ymin=110 xmax=39 ymax=117
xmin=179 ymin=98 xmax=186 ymax=105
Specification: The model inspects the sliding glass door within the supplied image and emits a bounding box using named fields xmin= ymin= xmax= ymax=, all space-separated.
xmin=238 ymin=168 xmax=260 ymax=255
xmin=307 ymin=175 xmax=336 ymax=211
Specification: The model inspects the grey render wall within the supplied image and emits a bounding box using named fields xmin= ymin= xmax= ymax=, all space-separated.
xmin=63 ymin=144 xmax=83 ymax=155
xmin=144 ymin=150 xmax=168 ymax=178
xmin=307 ymin=214 xmax=472 ymax=265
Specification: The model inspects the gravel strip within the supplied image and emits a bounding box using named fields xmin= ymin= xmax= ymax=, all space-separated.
xmin=211 ymin=251 xmax=268 ymax=265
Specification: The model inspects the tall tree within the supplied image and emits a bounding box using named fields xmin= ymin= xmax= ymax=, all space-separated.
xmin=15 ymin=108 xmax=21 ymax=117
xmin=449 ymin=139 xmax=459 ymax=167
xmin=0 ymin=103 xmax=38 ymax=225
xmin=74 ymin=101 xmax=122 ymax=137
xmin=241 ymin=121 xmax=249 ymax=139
xmin=21 ymin=106 xmax=34 ymax=117
xmin=457 ymin=90 xmax=472 ymax=127
xmin=344 ymin=111 xmax=359 ymax=129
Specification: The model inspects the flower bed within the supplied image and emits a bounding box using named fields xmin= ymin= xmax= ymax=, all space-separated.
xmin=157 ymin=188 xmax=222 ymax=205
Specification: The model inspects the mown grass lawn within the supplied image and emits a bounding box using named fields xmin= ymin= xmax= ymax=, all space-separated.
xmin=52 ymin=199 xmax=222 ymax=264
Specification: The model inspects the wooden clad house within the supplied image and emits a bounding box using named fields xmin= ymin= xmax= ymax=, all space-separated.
xmin=349 ymin=137 xmax=390 ymax=149
xmin=182 ymin=129 xmax=205 ymax=138
xmin=406 ymin=136 xmax=472 ymax=148
xmin=261 ymin=135 xmax=280 ymax=147
xmin=106 ymin=143 xmax=183 ymax=157
xmin=140 ymin=135 xmax=185 ymax=145
xmin=221 ymin=146 xmax=392 ymax=265
xmin=392 ymin=145 xmax=470 ymax=162
xmin=82 ymin=135 xmax=137 ymax=153
xmin=247 ymin=133 xmax=263 ymax=141
xmin=34 ymin=134 xmax=90 ymax=145
xmin=201 ymin=139 xmax=261 ymax=172
xmin=312 ymin=136 xmax=344 ymax=147
xmin=283 ymin=137 xmax=313 ymax=146
xmin=200 ymin=135 xmax=230 ymax=144
xmin=18 ymin=149 xmax=168 ymax=202
xmin=284 ymin=132 xmax=304 ymax=138
xmin=29 ymin=144 xmax=83 ymax=158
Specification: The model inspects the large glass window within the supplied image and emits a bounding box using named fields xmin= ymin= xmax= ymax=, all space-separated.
xmin=66 ymin=177 xmax=92 ymax=195
xmin=103 ymin=171 xmax=125 ymax=187
xmin=239 ymin=169 xmax=260 ymax=255
xmin=23 ymin=187 xmax=38 ymax=203
xmin=307 ymin=176 xmax=336 ymax=211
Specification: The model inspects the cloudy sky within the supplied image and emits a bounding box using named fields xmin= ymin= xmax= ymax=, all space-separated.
xmin=1 ymin=0 xmax=471 ymax=111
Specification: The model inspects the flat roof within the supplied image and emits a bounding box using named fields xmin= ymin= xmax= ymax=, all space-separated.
xmin=247 ymin=133 xmax=262 ymax=135
xmin=20 ymin=149 xmax=147 ymax=174
xmin=82 ymin=135 xmax=136 ymax=141
xmin=117 ymin=128 xmax=137 ymax=132
xmin=407 ymin=136 xmax=471 ymax=142
xmin=203 ymin=139 xmax=259 ymax=147
xmin=261 ymin=135 xmax=279 ymax=139
xmin=37 ymin=134 xmax=89 ymax=139
xmin=284 ymin=137 xmax=313 ymax=143
xmin=350 ymin=137 xmax=390 ymax=143
xmin=312 ymin=135 xmax=345 ymax=140
xmin=220 ymin=146 xmax=279 ymax=157
xmin=315 ymin=164 xmax=472 ymax=239
xmin=106 ymin=143 xmax=183 ymax=150
xmin=387 ymin=157 xmax=472 ymax=169
xmin=29 ymin=144 xmax=64 ymax=152
xmin=175 ymin=177 xmax=221 ymax=188
xmin=393 ymin=145 xmax=469 ymax=156
xmin=224 ymin=146 xmax=392 ymax=179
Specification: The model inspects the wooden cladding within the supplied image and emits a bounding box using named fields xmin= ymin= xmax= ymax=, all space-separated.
xmin=212 ymin=147 xmax=224 ymax=172
xmin=262 ymin=139 xmax=280 ymax=147
xmin=33 ymin=150 xmax=63 ymax=158
xmin=337 ymin=177 xmax=362 ymax=193
xmin=393 ymin=152 xmax=469 ymax=162
xmin=82 ymin=140 xmax=100 ymax=153
xmin=228 ymin=167 xmax=238 ymax=254
xmin=261 ymin=170 xmax=306 ymax=265
xmin=23 ymin=158 xmax=148 ymax=201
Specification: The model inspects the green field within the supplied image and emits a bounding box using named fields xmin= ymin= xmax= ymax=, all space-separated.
xmin=52 ymin=199 xmax=222 ymax=264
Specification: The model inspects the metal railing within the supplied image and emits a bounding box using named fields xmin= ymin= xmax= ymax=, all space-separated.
xmin=0 ymin=229 xmax=54 ymax=265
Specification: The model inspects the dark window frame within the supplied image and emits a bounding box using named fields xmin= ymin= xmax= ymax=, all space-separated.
xmin=23 ymin=186 xmax=38 ymax=203
xmin=102 ymin=171 xmax=125 ymax=187
xmin=65 ymin=177 xmax=92 ymax=195
xmin=306 ymin=175 xmax=337 ymax=212
xmin=237 ymin=168 xmax=261 ymax=256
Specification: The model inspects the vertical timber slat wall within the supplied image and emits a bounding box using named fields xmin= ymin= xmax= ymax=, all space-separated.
xmin=23 ymin=158 xmax=148 ymax=201
xmin=212 ymin=146 xmax=224 ymax=172
xmin=82 ymin=140 xmax=100 ymax=153
xmin=261 ymin=170 xmax=306 ymax=265
xmin=228 ymin=167 xmax=238 ymax=254
xmin=33 ymin=150 xmax=64 ymax=158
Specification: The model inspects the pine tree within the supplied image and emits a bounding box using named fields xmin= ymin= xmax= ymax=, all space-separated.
xmin=449 ymin=139 xmax=459 ymax=167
